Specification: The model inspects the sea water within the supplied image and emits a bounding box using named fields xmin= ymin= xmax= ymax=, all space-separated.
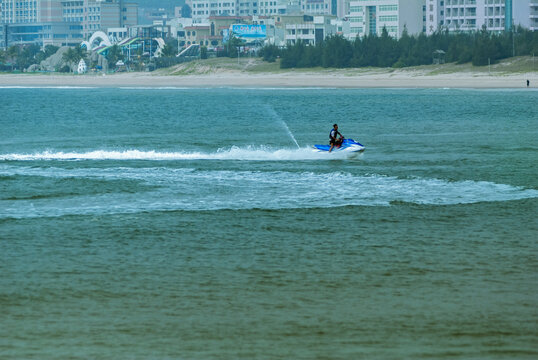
xmin=0 ymin=87 xmax=537 ymax=359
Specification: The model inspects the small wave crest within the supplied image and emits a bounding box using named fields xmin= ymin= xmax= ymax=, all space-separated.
xmin=0 ymin=146 xmax=353 ymax=161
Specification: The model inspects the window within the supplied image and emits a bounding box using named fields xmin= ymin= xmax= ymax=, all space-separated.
xmin=379 ymin=5 xmax=397 ymax=12
xmin=379 ymin=15 xmax=397 ymax=22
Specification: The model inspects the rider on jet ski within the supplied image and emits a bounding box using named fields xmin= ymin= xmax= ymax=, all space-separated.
xmin=329 ymin=123 xmax=344 ymax=152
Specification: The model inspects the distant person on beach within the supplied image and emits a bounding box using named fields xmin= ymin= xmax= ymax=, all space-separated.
xmin=329 ymin=123 xmax=344 ymax=152
xmin=527 ymin=79 xmax=530 ymax=87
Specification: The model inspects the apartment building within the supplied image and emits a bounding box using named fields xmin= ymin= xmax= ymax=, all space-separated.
xmin=258 ymin=0 xmax=286 ymax=16
xmin=347 ymin=0 xmax=425 ymax=39
xmin=531 ymin=0 xmax=538 ymax=30
xmin=1 ymin=0 xmax=63 ymax=23
xmin=284 ymin=14 xmax=336 ymax=44
xmin=189 ymin=0 xmax=238 ymax=23
xmin=301 ymin=0 xmax=332 ymax=15
xmin=425 ymin=0 xmax=534 ymax=35
xmin=1 ymin=0 xmax=137 ymax=46
xmin=188 ymin=0 xmax=334 ymax=23
xmin=77 ymin=0 xmax=138 ymax=37
xmin=335 ymin=0 xmax=350 ymax=18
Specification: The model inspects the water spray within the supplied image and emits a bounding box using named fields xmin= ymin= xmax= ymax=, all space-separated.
xmin=265 ymin=105 xmax=300 ymax=149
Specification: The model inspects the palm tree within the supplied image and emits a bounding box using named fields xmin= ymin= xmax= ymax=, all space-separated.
xmin=6 ymin=46 xmax=20 ymax=71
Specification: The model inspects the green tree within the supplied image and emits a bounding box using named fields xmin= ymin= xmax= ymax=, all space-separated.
xmin=259 ymin=44 xmax=280 ymax=62
xmin=106 ymin=45 xmax=124 ymax=68
xmin=273 ymin=25 xmax=530 ymax=70
xmin=280 ymin=40 xmax=306 ymax=68
xmin=472 ymin=26 xmax=493 ymax=66
xmin=200 ymin=46 xmax=208 ymax=59
xmin=62 ymin=47 xmax=81 ymax=72
xmin=394 ymin=26 xmax=413 ymax=67
xmin=6 ymin=46 xmax=20 ymax=70
xmin=322 ymin=35 xmax=353 ymax=68
xmin=0 ymin=49 xmax=5 ymax=68
xmin=161 ymin=44 xmax=176 ymax=57
xmin=181 ymin=4 xmax=192 ymax=18
xmin=226 ymin=34 xmax=243 ymax=58
xmin=376 ymin=27 xmax=399 ymax=67
xmin=44 ymin=45 xmax=60 ymax=58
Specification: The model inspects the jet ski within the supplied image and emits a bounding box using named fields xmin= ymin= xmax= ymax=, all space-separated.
xmin=313 ymin=138 xmax=365 ymax=153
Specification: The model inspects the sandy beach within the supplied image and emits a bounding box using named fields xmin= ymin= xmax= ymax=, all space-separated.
xmin=1 ymin=69 xmax=537 ymax=88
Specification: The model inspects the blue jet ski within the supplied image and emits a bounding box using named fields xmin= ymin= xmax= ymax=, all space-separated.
xmin=313 ymin=138 xmax=365 ymax=153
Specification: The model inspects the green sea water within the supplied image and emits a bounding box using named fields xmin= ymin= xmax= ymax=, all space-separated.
xmin=0 ymin=87 xmax=537 ymax=359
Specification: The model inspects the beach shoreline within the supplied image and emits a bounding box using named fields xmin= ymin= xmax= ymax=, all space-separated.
xmin=1 ymin=70 xmax=537 ymax=88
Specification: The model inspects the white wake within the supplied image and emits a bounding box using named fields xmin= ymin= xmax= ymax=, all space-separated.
xmin=0 ymin=146 xmax=354 ymax=161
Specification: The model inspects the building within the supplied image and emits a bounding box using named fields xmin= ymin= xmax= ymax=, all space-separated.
xmin=347 ymin=0 xmax=425 ymax=39
xmin=283 ymin=14 xmax=336 ymax=45
xmin=82 ymin=0 xmax=138 ymax=38
xmin=0 ymin=0 xmax=82 ymax=46
xmin=0 ymin=0 xmax=137 ymax=47
xmin=189 ymin=0 xmax=238 ymax=23
xmin=335 ymin=0 xmax=350 ymax=18
xmin=258 ymin=0 xmax=287 ymax=16
xmin=1 ymin=0 xmax=64 ymax=23
xmin=531 ymin=0 xmax=538 ymax=31
xmin=183 ymin=24 xmax=211 ymax=46
xmin=0 ymin=21 xmax=83 ymax=47
xmin=187 ymin=0 xmax=334 ymax=24
xmin=425 ymin=0 xmax=535 ymax=35
xmin=301 ymin=0 xmax=332 ymax=15
xmin=237 ymin=1 xmax=258 ymax=16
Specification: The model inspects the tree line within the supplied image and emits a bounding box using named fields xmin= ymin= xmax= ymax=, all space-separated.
xmin=0 ymin=44 xmax=59 ymax=71
xmin=0 ymin=43 xmax=131 ymax=72
xmin=260 ymin=26 xmax=538 ymax=68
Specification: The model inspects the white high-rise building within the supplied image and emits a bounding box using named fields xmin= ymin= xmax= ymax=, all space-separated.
xmin=531 ymin=0 xmax=538 ymax=31
xmin=336 ymin=0 xmax=350 ymax=18
xmin=237 ymin=1 xmax=258 ymax=16
xmin=301 ymin=0 xmax=332 ymax=15
xmin=188 ymin=0 xmax=290 ymax=23
xmin=1 ymin=0 xmax=63 ymax=23
xmin=347 ymin=0 xmax=425 ymax=39
xmin=190 ymin=0 xmax=238 ymax=23
xmin=258 ymin=0 xmax=287 ymax=16
xmin=425 ymin=0 xmax=535 ymax=35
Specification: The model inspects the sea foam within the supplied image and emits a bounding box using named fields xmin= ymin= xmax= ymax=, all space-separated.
xmin=0 ymin=146 xmax=354 ymax=161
